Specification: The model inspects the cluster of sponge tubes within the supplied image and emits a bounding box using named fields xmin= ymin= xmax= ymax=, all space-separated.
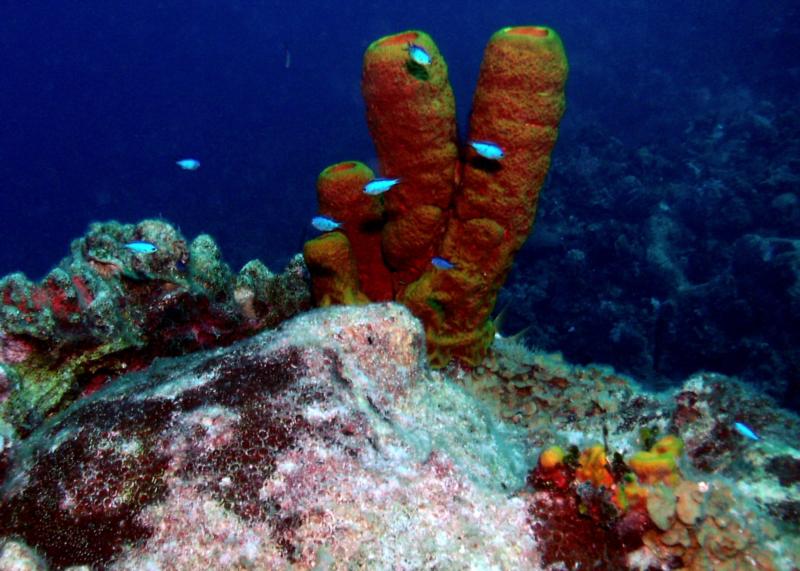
xmin=304 ymin=26 xmax=568 ymax=367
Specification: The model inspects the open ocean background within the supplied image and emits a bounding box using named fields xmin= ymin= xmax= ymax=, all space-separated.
xmin=2 ymin=1 xmax=798 ymax=408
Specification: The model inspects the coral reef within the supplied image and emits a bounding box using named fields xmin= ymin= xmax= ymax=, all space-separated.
xmin=526 ymin=434 xmax=779 ymax=569
xmin=0 ymin=25 xmax=797 ymax=571
xmin=0 ymin=219 xmax=310 ymax=442
xmin=500 ymin=88 xmax=800 ymax=410
xmin=304 ymin=27 xmax=568 ymax=367
xmin=0 ymin=303 xmax=797 ymax=570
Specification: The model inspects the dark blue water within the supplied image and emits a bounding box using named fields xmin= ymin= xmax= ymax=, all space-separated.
xmin=2 ymin=2 xmax=799 ymax=406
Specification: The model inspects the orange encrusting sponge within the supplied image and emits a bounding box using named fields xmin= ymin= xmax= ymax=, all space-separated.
xmin=362 ymin=31 xmax=459 ymax=294
xmin=315 ymin=161 xmax=393 ymax=301
xmin=576 ymin=444 xmax=615 ymax=488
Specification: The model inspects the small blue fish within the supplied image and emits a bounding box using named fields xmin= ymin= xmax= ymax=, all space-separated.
xmin=176 ymin=158 xmax=201 ymax=171
xmin=431 ymin=256 xmax=455 ymax=270
xmin=124 ymin=241 xmax=158 ymax=254
xmin=311 ymin=215 xmax=342 ymax=232
xmin=407 ymin=43 xmax=432 ymax=66
xmin=364 ymin=177 xmax=401 ymax=195
xmin=469 ymin=140 xmax=505 ymax=161
xmin=734 ymin=421 xmax=760 ymax=441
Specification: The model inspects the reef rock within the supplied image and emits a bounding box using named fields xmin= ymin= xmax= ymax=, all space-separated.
xmin=0 ymin=219 xmax=310 ymax=442
xmin=0 ymin=303 xmax=534 ymax=570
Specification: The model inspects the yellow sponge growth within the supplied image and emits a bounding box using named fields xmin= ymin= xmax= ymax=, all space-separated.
xmin=539 ymin=446 xmax=566 ymax=469
xmin=629 ymin=435 xmax=684 ymax=486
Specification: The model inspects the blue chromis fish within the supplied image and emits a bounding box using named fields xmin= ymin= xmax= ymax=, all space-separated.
xmin=734 ymin=421 xmax=760 ymax=441
xmin=176 ymin=158 xmax=201 ymax=171
xmin=431 ymin=256 xmax=455 ymax=270
xmin=311 ymin=215 xmax=342 ymax=232
xmin=469 ymin=140 xmax=505 ymax=161
xmin=124 ymin=241 xmax=158 ymax=254
xmin=407 ymin=43 xmax=432 ymax=66
xmin=363 ymin=177 xmax=400 ymax=195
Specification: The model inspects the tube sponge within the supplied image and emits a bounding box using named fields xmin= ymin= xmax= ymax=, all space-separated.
xmin=315 ymin=161 xmax=393 ymax=302
xmin=306 ymin=27 xmax=568 ymax=368
xmin=402 ymin=26 xmax=568 ymax=366
xmin=362 ymin=31 xmax=459 ymax=293
xmin=302 ymin=232 xmax=369 ymax=306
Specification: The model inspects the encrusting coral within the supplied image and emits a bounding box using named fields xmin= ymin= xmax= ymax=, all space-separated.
xmin=304 ymin=27 xmax=569 ymax=367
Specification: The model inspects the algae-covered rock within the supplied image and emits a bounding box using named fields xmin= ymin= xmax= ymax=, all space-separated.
xmin=188 ymin=233 xmax=233 ymax=300
xmin=0 ymin=220 xmax=310 ymax=438
xmin=0 ymin=304 xmax=532 ymax=570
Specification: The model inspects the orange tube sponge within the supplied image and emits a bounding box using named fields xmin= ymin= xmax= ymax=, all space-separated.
xmin=362 ymin=31 xmax=459 ymax=293
xmin=403 ymin=26 xmax=568 ymax=366
xmin=315 ymin=161 xmax=393 ymax=301
xmin=457 ymin=26 xmax=567 ymax=235
xmin=302 ymin=232 xmax=369 ymax=306
xmin=629 ymin=436 xmax=684 ymax=486
xmin=305 ymin=27 xmax=568 ymax=369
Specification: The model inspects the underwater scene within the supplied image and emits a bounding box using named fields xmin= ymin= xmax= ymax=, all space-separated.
xmin=1 ymin=1 xmax=799 ymax=569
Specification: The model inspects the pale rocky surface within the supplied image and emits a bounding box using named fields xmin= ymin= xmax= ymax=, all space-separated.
xmin=0 ymin=303 xmax=538 ymax=570
xmin=3 ymin=302 xmax=798 ymax=570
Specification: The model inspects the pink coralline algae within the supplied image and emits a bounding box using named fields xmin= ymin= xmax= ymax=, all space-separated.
xmin=0 ymin=304 xmax=537 ymax=570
